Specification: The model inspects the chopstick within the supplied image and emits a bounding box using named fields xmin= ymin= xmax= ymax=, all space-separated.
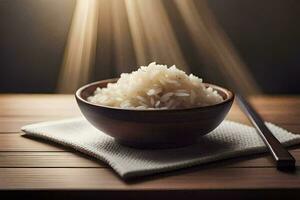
xmin=236 ymin=94 xmax=295 ymax=170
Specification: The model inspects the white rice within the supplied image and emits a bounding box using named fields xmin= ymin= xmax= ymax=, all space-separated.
xmin=87 ymin=62 xmax=223 ymax=109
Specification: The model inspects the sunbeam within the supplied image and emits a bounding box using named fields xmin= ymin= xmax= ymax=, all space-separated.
xmin=57 ymin=0 xmax=259 ymax=94
xmin=57 ymin=0 xmax=99 ymax=93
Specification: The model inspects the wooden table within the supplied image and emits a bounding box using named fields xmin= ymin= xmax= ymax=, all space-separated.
xmin=1 ymin=95 xmax=300 ymax=199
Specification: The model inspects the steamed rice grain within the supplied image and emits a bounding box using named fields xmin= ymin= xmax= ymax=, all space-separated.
xmin=87 ymin=62 xmax=223 ymax=109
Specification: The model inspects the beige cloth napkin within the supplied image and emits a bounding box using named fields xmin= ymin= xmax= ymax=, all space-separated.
xmin=22 ymin=118 xmax=300 ymax=179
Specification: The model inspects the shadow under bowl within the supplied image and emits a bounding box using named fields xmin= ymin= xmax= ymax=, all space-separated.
xmin=75 ymin=79 xmax=234 ymax=149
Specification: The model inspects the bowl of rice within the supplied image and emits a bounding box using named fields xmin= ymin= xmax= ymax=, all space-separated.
xmin=76 ymin=62 xmax=234 ymax=148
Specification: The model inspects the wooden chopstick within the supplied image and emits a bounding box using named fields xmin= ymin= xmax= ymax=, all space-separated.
xmin=236 ymin=94 xmax=295 ymax=170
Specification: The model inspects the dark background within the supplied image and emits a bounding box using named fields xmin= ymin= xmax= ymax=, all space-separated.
xmin=0 ymin=0 xmax=299 ymax=94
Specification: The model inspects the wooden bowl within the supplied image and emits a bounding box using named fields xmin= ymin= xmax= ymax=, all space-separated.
xmin=75 ymin=79 xmax=234 ymax=149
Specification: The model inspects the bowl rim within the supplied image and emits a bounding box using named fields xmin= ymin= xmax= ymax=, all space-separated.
xmin=75 ymin=78 xmax=235 ymax=112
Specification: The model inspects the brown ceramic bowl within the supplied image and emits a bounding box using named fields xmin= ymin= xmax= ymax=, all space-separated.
xmin=75 ymin=79 xmax=234 ymax=149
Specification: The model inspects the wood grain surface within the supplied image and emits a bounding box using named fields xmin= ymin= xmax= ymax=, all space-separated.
xmin=0 ymin=94 xmax=300 ymax=199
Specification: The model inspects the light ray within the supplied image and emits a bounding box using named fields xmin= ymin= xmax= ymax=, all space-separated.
xmin=57 ymin=0 xmax=99 ymax=93
xmin=125 ymin=0 xmax=189 ymax=72
xmin=57 ymin=0 xmax=259 ymax=95
xmin=174 ymin=0 xmax=260 ymax=94
xmin=111 ymin=0 xmax=136 ymax=72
